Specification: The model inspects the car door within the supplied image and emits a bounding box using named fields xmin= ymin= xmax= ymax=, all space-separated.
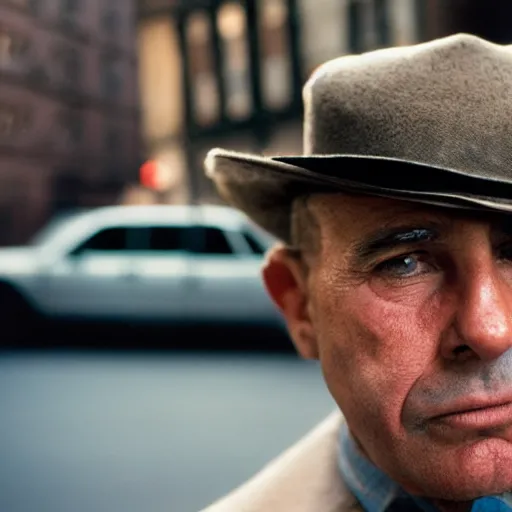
xmin=43 ymin=226 xmax=141 ymax=319
xmin=118 ymin=225 xmax=191 ymax=321
xmin=44 ymin=224 xmax=190 ymax=321
xmin=184 ymin=225 xmax=276 ymax=324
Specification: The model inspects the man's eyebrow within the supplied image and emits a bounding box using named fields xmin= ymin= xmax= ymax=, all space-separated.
xmin=352 ymin=225 xmax=441 ymax=261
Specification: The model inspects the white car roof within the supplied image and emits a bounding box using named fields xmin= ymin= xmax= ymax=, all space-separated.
xmin=33 ymin=204 xmax=271 ymax=252
xmin=76 ymin=204 xmax=251 ymax=229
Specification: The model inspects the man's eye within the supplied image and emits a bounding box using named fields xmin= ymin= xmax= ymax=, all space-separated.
xmin=374 ymin=254 xmax=429 ymax=278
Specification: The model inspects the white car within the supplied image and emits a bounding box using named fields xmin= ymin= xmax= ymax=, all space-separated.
xmin=0 ymin=205 xmax=285 ymax=341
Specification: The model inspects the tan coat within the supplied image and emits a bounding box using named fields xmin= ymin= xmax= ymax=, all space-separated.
xmin=201 ymin=412 xmax=364 ymax=512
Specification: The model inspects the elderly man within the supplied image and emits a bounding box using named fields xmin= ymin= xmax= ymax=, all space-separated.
xmin=202 ymin=33 xmax=512 ymax=511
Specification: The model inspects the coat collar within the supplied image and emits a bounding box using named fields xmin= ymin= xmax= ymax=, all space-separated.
xmin=202 ymin=411 xmax=363 ymax=512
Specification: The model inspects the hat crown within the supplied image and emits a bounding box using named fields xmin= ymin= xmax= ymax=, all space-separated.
xmin=303 ymin=33 xmax=512 ymax=183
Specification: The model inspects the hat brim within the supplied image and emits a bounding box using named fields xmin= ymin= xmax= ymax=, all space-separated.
xmin=205 ymin=149 xmax=512 ymax=242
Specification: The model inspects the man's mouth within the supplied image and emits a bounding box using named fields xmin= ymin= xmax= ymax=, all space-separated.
xmin=431 ymin=399 xmax=512 ymax=431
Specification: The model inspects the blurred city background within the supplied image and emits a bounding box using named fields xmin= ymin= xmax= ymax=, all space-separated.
xmin=0 ymin=0 xmax=511 ymax=511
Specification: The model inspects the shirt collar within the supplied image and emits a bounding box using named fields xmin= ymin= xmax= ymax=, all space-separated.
xmin=338 ymin=419 xmax=422 ymax=512
xmin=337 ymin=419 xmax=512 ymax=512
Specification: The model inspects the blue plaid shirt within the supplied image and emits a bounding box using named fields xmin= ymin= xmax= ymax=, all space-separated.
xmin=338 ymin=420 xmax=512 ymax=511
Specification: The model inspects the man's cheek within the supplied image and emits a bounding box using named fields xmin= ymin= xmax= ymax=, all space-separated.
xmin=316 ymin=287 xmax=436 ymax=410
xmin=353 ymin=293 xmax=440 ymax=369
xmin=345 ymin=318 xmax=434 ymax=421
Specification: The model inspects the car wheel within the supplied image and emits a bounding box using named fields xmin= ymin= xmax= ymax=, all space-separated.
xmin=0 ymin=284 xmax=38 ymax=346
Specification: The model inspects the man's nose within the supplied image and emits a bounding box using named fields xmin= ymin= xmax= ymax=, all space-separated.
xmin=452 ymin=263 xmax=512 ymax=361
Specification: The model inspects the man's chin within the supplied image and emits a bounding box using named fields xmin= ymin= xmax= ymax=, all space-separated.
xmin=407 ymin=477 xmax=512 ymax=505
xmin=426 ymin=482 xmax=512 ymax=503
xmin=409 ymin=438 xmax=512 ymax=502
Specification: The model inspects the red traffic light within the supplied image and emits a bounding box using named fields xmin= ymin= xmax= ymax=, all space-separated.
xmin=140 ymin=160 xmax=161 ymax=190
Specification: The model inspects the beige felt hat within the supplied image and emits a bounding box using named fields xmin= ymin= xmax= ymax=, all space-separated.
xmin=205 ymin=33 xmax=512 ymax=242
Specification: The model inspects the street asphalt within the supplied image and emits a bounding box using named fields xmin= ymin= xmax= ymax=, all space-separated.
xmin=0 ymin=349 xmax=336 ymax=512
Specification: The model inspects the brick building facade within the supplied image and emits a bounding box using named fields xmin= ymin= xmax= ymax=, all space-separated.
xmin=0 ymin=0 xmax=141 ymax=245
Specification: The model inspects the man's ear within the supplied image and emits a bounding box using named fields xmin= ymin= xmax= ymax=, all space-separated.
xmin=262 ymin=245 xmax=319 ymax=359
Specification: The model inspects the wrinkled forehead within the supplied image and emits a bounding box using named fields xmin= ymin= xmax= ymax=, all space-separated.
xmin=309 ymin=193 xmax=512 ymax=228
xmin=308 ymin=193 xmax=512 ymax=240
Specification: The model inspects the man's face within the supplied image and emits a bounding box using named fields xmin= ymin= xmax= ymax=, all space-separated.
xmin=264 ymin=194 xmax=512 ymax=502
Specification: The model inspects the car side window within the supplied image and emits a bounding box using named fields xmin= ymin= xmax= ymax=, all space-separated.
xmin=71 ymin=225 xmax=235 ymax=255
xmin=188 ymin=227 xmax=234 ymax=255
xmin=242 ymin=232 xmax=266 ymax=255
xmin=72 ymin=227 xmax=128 ymax=253
xmin=203 ymin=227 xmax=234 ymax=254
xmin=146 ymin=227 xmax=187 ymax=251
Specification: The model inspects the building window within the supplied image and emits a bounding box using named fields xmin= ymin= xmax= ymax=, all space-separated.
xmin=58 ymin=46 xmax=82 ymax=87
xmin=102 ymin=7 xmax=120 ymax=35
xmin=374 ymin=0 xmax=391 ymax=47
xmin=58 ymin=109 xmax=84 ymax=147
xmin=5 ymin=0 xmax=41 ymax=14
xmin=389 ymin=0 xmax=418 ymax=46
xmin=348 ymin=0 xmax=383 ymax=52
xmin=301 ymin=0 xmax=346 ymax=74
xmin=101 ymin=56 xmax=122 ymax=99
xmin=61 ymin=0 xmax=80 ymax=18
xmin=0 ymin=27 xmax=31 ymax=71
xmin=5 ymin=0 xmax=29 ymax=8
xmin=0 ymin=103 xmax=31 ymax=139
xmin=259 ymin=0 xmax=292 ymax=111
xmin=187 ymin=10 xmax=220 ymax=126
xmin=28 ymin=0 xmax=42 ymax=16
xmin=217 ymin=2 xmax=252 ymax=120
xmin=104 ymin=126 xmax=121 ymax=154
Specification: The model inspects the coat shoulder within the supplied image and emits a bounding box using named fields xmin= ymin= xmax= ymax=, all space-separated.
xmin=200 ymin=411 xmax=363 ymax=512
